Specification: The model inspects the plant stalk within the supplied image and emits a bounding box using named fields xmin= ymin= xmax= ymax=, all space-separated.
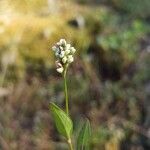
xmin=63 ymin=66 xmax=73 ymax=150
xmin=68 ymin=138 xmax=73 ymax=150
xmin=63 ymin=66 xmax=69 ymax=116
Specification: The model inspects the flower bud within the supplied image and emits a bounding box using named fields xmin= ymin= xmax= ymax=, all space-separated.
xmin=62 ymin=56 xmax=67 ymax=64
xmin=56 ymin=67 xmax=64 ymax=73
xmin=60 ymin=39 xmax=66 ymax=46
xmin=52 ymin=39 xmax=76 ymax=74
xmin=52 ymin=46 xmax=57 ymax=51
xmin=67 ymin=55 xmax=74 ymax=63
xmin=55 ymin=61 xmax=64 ymax=73
xmin=59 ymin=46 xmax=63 ymax=51
xmin=65 ymin=49 xmax=70 ymax=55
xmin=70 ymin=47 xmax=76 ymax=54
xmin=66 ymin=44 xmax=71 ymax=50
xmin=55 ymin=61 xmax=62 ymax=68
xmin=59 ymin=51 xmax=65 ymax=58
xmin=56 ymin=42 xmax=60 ymax=46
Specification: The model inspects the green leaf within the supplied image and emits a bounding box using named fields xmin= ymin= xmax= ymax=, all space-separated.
xmin=49 ymin=102 xmax=73 ymax=139
xmin=77 ymin=119 xmax=91 ymax=150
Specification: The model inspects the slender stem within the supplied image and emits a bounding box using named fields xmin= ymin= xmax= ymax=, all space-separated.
xmin=63 ymin=66 xmax=69 ymax=115
xmin=63 ymin=66 xmax=73 ymax=150
xmin=68 ymin=138 xmax=73 ymax=150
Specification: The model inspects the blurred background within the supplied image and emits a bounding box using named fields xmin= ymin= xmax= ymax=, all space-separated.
xmin=0 ymin=0 xmax=150 ymax=149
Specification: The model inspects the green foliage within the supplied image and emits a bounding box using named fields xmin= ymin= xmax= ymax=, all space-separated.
xmin=0 ymin=0 xmax=150 ymax=149
xmin=49 ymin=103 xmax=73 ymax=139
xmin=92 ymin=127 xmax=110 ymax=149
xmin=77 ymin=119 xmax=91 ymax=150
xmin=112 ymin=0 xmax=150 ymax=18
xmin=98 ymin=20 xmax=147 ymax=53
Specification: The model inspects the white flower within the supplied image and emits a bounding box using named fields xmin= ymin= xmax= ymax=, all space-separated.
xmin=62 ymin=56 xmax=67 ymax=64
xmin=55 ymin=61 xmax=64 ymax=73
xmin=65 ymin=49 xmax=70 ymax=55
xmin=52 ymin=39 xmax=76 ymax=74
xmin=67 ymin=55 xmax=74 ymax=63
xmin=59 ymin=46 xmax=63 ymax=51
xmin=60 ymin=39 xmax=66 ymax=46
xmin=59 ymin=51 xmax=65 ymax=58
xmin=70 ymin=47 xmax=76 ymax=54
xmin=56 ymin=67 xmax=64 ymax=73
xmin=65 ymin=44 xmax=71 ymax=50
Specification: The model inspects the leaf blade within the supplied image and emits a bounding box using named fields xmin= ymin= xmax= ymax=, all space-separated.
xmin=77 ymin=119 xmax=91 ymax=150
xmin=49 ymin=102 xmax=73 ymax=139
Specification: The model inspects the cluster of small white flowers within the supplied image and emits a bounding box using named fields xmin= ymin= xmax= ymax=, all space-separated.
xmin=52 ymin=39 xmax=76 ymax=73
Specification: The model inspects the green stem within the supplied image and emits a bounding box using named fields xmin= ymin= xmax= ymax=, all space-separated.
xmin=68 ymin=138 xmax=73 ymax=150
xmin=63 ymin=67 xmax=69 ymax=115
xmin=63 ymin=66 xmax=73 ymax=150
